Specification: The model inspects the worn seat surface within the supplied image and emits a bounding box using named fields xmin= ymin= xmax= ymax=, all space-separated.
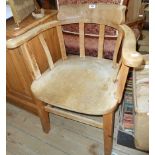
xmin=31 ymin=56 xmax=118 ymax=115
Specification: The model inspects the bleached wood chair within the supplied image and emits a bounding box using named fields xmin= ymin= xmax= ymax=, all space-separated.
xmin=7 ymin=4 xmax=143 ymax=155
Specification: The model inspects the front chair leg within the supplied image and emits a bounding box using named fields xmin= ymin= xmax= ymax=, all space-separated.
xmin=103 ymin=112 xmax=114 ymax=155
xmin=35 ymin=99 xmax=51 ymax=133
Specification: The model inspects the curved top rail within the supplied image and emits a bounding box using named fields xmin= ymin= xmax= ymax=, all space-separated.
xmin=7 ymin=20 xmax=60 ymax=49
xmin=57 ymin=3 xmax=126 ymax=25
xmin=7 ymin=19 xmax=123 ymax=49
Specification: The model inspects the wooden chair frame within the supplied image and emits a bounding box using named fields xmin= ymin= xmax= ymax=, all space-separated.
xmin=7 ymin=16 xmax=143 ymax=155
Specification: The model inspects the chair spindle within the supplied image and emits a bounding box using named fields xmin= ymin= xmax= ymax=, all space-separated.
xmin=38 ymin=34 xmax=54 ymax=69
xmin=20 ymin=43 xmax=41 ymax=80
xmin=79 ymin=22 xmax=85 ymax=58
xmin=56 ymin=25 xmax=67 ymax=60
xmin=113 ymin=31 xmax=123 ymax=66
xmin=98 ymin=24 xmax=105 ymax=58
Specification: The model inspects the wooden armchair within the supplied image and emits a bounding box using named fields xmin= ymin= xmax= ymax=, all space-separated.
xmin=7 ymin=4 xmax=143 ymax=155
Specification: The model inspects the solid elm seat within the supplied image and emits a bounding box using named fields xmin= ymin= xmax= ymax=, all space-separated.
xmin=31 ymin=55 xmax=118 ymax=115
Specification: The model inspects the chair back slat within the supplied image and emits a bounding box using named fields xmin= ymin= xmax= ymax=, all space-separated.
xmin=38 ymin=34 xmax=54 ymax=69
xmin=56 ymin=25 xmax=67 ymax=60
xmin=20 ymin=43 xmax=41 ymax=80
xmin=79 ymin=22 xmax=85 ymax=58
xmin=113 ymin=30 xmax=123 ymax=66
xmin=98 ymin=24 xmax=105 ymax=59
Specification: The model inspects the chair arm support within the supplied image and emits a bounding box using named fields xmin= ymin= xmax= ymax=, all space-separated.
xmin=120 ymin=25 xmax=143 ymax=68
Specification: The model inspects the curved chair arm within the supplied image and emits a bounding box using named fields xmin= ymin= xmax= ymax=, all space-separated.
xmin=120 ymin=24 xmax=143 ymax=68
xmin=6 ymin=20 xmax=59 ymax=49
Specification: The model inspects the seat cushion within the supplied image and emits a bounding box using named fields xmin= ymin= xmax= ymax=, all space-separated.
xmin=31 ymin=56 xmax=118 ymax=115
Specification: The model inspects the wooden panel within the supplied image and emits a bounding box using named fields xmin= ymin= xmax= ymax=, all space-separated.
xmin=6 ymin=50 xmax=24 ymax=94
xmin=6 ymin=47 xmax=37 ymax=114
xmin=10 ymin=50 xmax=33 ymax=96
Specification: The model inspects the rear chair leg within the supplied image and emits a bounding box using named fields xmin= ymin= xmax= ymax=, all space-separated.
xmin=35 ymin=99 xmax=51 ymax=133
xmin=103 ymin=112 xmax=114 ymax=155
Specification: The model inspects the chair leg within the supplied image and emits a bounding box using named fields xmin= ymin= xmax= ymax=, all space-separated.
xmin=35 ymin=99 xmax=51 ymax=133
xmin=103 ymin=112 xmax=114 ymax=155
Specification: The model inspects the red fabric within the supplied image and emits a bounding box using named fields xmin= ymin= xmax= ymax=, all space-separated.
xmin=64 ymin=33 xmax=116 ymax=59
xmin=63 ymin=24 xmax=117 ymax=36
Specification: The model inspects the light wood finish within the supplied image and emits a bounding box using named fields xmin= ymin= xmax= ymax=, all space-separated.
xmin=6 ymin=5 xmax=143 ymax=155
xmin=103 ymin=112 xmax=114 ymax=155
xmin=113 ymin=30 xmax=123 ymax=66
xmin=45 ymin=105 xmax=103 ymax=128
xmin=116 ymin=63 xmax=129 ymax=103
xmin=31 ymin=56 xmax=118 ymax=115
xmin=120 ymin=25 xmax=143 ymax=67
xmin=6 ymin=11 xmax=61 ymax=115
xmin=98 ymin=24 xmax=105 ymax=59
xmin=7 ymin=25 xmax=143 ymax=69
xmin=7 ymin=21 xmax=59 ymax=49
xmin=56 ymin=25 xmax=67 ymax=60
xmin=38 ymin=34 xmax=54 ymax=69
xmin=79 ymin=22 xmax=85 ymax=58
xmin=20 ymin=43 xmax=41 ymax=80
xmin=57 ymin=4 xmax=126 ymax=25
xmin=34 ymin=99 xmax=51 ymax=133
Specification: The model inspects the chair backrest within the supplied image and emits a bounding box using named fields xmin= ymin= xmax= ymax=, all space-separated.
xmin=57 ymin=4 xmax=126 ymax=63
xmin=7 ymin=4 xmax=126 ymax=80
xmin=57 ymin=3 xmax=127 ymax=60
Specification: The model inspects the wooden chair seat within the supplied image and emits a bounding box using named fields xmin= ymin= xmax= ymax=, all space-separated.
xmin=31 ymin=55 xmax=118 ymax=115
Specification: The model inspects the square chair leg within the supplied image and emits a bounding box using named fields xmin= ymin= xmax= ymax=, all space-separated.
xmin=35 ymin=100 xmax=51 ymax=133
xmin=103 ymin=112 xmax=114 ymax=155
